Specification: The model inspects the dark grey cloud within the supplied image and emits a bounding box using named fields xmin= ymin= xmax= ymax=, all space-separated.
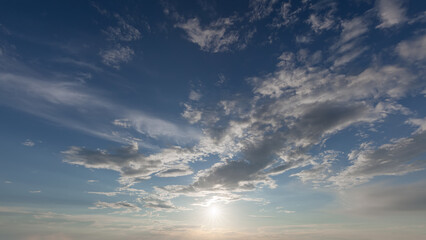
xmin=91 ymin=201 xmax=141 ymax=213
xmin=340 ymin=181 xmax=426 ymax=214
xmin=139 ymin=196 xmax=177 ymax=211
xmin=63 ymin=143 xmax=162 ymax=182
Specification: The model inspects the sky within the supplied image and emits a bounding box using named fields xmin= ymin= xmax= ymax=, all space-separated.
xmin=0 ymin=0 xmax=426 ymax=239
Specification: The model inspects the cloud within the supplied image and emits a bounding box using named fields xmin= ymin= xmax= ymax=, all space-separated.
xmin=376 ymin=0 xmax=407 ymax=28
xmin=63 ymin=143 xmax=162 ymax=182
xmin=217 ymin=73 xmax=226 ymax=85
xmin=29 ymin=190 xmax=41 ymax=193
xmin=104 ymin=14 xmax=141 ymax=42
xmin=340 ymin=181 xmax=426 ymax=214
xmin=295 ymin=34 xmax=312 ymax=43
xmin=189 ymin=90 xmax=202 ymax=101
xmin=22 ymin=139 xmax=35 ymax=147
xmin=276 ymin=207 xmax=295 ymax=214
xmin=87 ymin=192 xmax=119 ymax=196
xmin=291 ymin=151 xmax=340 ymax=185
xmin=330 ymin=16 xmax=370 ymax=67
xmin=139 ymin=195 xmax=178 ymax=211
xmin=396 ymin=34 xmax=426 ymax=61
xmin=331 ymin=119 xmax=426 ymax=188
xmin=97 ymin=12 xmax=141 ymax=69
xmin=0 ymin=72 xmax=199 ymax=146
xmin=156 ymin=47 xmax=419 ymax=197
xmin=90 ymin=201 xmax=141 ymax=213
xmin=63 ymin=143 xmax=200 ymax=185
xmin=271 ymin=1 xmax=301 ymax=28
xmin=100 ymin=45 xmax=134 ymax=69
xmin=182 ymin=103 xmax=202 ymax=124
xmin=155 ymin=166 xmax=193 ymax=178
xmin=248 ymin=0 xmax=278 ymax=22
xmin=176 ymin=18 xmax=239 ymax=53
xmin=306 ymin=1 xmax=337 ymax=33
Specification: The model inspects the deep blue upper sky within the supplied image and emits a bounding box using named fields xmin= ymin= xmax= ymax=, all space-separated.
xmin=1 ymin=1 xmax=426 ymax=240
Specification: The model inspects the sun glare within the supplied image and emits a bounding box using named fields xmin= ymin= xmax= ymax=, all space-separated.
xmin=209 ymin=206 xmax=220 ymax=218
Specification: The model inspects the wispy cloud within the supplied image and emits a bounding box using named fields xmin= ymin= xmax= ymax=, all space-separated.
xmin=376 ymin=0 xmax=407 ymax=28
xmin=330 ymin=15 xmax=370 ymax=67
xmin=100 ymin=44 xmax=134 ymax=69
xmin=94 ymin=6 xmax=142 ymax=69
xmin=331 ymin=118 xmax=426 ymax=188
xmin=176 ymin=17 xmax=239 ymax=53
xmin=306 ymin=1 xmax=337 ymax=33
xmin=396 ymin=33 xmax=426 ymax=61
xmin=22 ymin=139 xmax=35 ymax=147
xmin=104 ymin=14 xmax=141 ymax=42
xmin=88 ymin=191 xmax=119 ymax=197
xmin=0 ymin=72 xmax=199 ymax=146
xmin=247 ymin=0 xmax=278 ymax=22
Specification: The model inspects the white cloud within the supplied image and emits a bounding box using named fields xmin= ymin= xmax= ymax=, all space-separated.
xmin=276 ymin=207 xmax=295 ymax=214
xmin=329 ymin=16 xmax=370 ymax=67
xmin=295 ymin=34 xmax=312 ymax=43
xmin=182 ymin=103 xmax=202 ymax=124
xmin=87 ymin=192 xmax=119 ymax=196
xmin=112 ymin=119 xmax=132 ymax=128
xmin=97 ymin=12 xmax=141 ymax=69
xmin=0 ymin=72 xmax=199 ymax=146
xmin=217 ymin=73 xmax=226 ymax=85
xmin=307 ymin=13 xmax=334 ymax=32
xmin=248 ymin=0 xmax=277 ymax=22
xmin=176 ymin=18 xmax=239 ymax=53
xmin=29 ymin=190 xmax=41 ymax=193
xmin=160 ymin=50 xmax=419 ymax=195
xmin=22 ymin=139 xmax=35 ymax=147
xmin=100 ymin=45 xmax=134 ymax=69
xmin=189 ymin=90 xmax=202 ymax=101
xmin=291 ymin=151 xmax=340 ymax=185
xmin=339 ymin=17 xmax=369 ymax=43
xmin=104 ymin=14 xmax=141 ymax=42
xmin=376 ymin=0 xmax=407 ymax=28
xmin=306 ymin=1 xmax=337 ymax=33
xmin=396 ymin=34 xmax=426 ymax=61
xmin=272 ymin=1 xmax=301 ymax=28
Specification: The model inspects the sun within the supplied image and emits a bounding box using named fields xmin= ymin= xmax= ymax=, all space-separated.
xmin=205 ymin=205 xmax=223 ymax=224
xmin=208 ymin=206 xmax=220 ymax=218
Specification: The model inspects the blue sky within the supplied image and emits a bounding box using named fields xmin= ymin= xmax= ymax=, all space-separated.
xmin=1 ymin=0 xmax=426 ymax=239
